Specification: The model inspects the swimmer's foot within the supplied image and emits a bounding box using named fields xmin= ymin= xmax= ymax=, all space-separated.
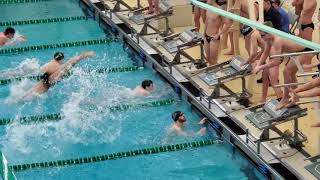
xmin=224 ymin=50 xmax=234 ymax=55
xmin=276 ymin=98 xmax=290 ymax=110
xmin=145 ymin=9 xmax=154 ymax=15
xmin=311 ymin=122 xmax=320 ymax=127
xmin=259 ymin=98 xmax=266 ymax=104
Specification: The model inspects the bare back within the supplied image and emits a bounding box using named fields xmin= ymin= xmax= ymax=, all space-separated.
xmin=273 ymin=37 xmax=304 ymax=54
xmin=41 ymin=60 xmax=61 ymax=75
xmin=0 ymin=33 xmax=9 ymax=46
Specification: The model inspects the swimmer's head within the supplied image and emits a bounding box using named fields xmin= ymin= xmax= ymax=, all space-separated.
xmin=263 ymin=0 xmax=272 ymax=10
xmin=260 ymin=21 xmax=274 ymax=43
xmin=141 ymin=79 xmax=154 ymax=92
xmin=172 ymin=111 xmax=186 ymax=123
xmin=270 ymin=0 xmax=280 ymax=7
xmin=4 ymin=27 xmax=15 ymax=39
xmin=54 ymin=52 xmax=64 ymax=61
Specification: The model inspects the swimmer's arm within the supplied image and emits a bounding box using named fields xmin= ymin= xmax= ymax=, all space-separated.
xmin=256 ymin=44 xmax=271 ymax=67
xmin=0 ymin=38 xmax=7 ymax=46
xmin=175 ymin=128 xmax=189 ymax=137
xmin=292 ymin=0 xmax=302 ymax=15
xmin=258 ymin=46 xmax=282 ymax=70
xmin=303 ymin=63 xmax=320 ymax=71
xmin=246 ymin=51 xmax=263 ymax=65
xmin=217 ymin=18 xmax=233 ymax=37
xmin=294 ymin=78 xmax=320 ymax=93
xmin=258 ymin=57 xmax=281 ymax=70
xmin=62 ymin=51 xmax=96 ymax=70
xmin=296 ymin=87 xmax=320 ymax=98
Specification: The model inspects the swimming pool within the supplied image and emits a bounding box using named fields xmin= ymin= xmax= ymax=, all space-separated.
xmin=0 ymin=0 xmax=267 ymax=179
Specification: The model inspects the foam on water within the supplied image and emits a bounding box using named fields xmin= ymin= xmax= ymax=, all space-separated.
xmin=0 ymin=58 xmax=40 ymax=78
xmin=0 ymin=70 xmax=139 ymax=155
xmin=4 ymin=79 xmax=35 ymax=104
xmin=3 ymin=31 xmax=26 ymax=47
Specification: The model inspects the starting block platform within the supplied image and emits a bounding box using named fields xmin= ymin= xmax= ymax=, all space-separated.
xmin=245 ymin=99 xmax=307 ymax=129
xmin=161 ymin=29 xmax=203 ymax=54
xmin=199 ymin=56 xmax=251 ymax=86
xmin=305 ymin=162 xmax=320 ymax=179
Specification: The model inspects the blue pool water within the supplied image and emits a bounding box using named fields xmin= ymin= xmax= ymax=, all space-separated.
xmin=0 ymin=0 xmax=267 ymax=179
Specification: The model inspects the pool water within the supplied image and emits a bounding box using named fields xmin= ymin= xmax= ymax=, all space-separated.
xmin=0 ymin=0 xmax=267 ymax=179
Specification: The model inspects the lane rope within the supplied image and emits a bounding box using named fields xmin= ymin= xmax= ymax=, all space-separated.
xmin=0 ymin=66 xmax=143 ymax=86
xmin=10 ymin=139 xmax=223 ymax=172
xmin=0 ymin=16 xmax=88 ymax=26
xmin=0 ymin=38 xmax=119 ymax=55
xmin=0 ymin=0 xmax=49 ymax=4
xmin=0 ymin=99 xmax=176 ymax=125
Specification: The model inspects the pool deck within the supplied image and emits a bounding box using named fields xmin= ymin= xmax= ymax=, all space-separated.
xmin=89 ymin=0 xmax=320 ymax=179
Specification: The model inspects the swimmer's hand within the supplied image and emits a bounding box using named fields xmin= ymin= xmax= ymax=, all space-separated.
xmin=302 ymin=64 xmax=315 ymax=72
xmin=240 ymin=61 xmax=249 ymax=67
xmin=199 ymin=117 xmax=208 ymax=125
xmin=19 ymin=35 xmax=27 ymax=41
xmin=80 ymin=51 xmax=96 ymax=58
xmin=253 ymin=65 xmax=262 ymax=74
xmin=198 ymin=127 xmax=207 ymax=135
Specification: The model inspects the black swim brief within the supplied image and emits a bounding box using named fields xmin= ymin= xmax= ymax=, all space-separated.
xmin=301 ymin=23 xmax=314 ymax=31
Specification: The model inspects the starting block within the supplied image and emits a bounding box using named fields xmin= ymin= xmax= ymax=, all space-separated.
xmin=160 ymin=29 xmax=206 ymax=71
xmin=162 ymin=29 xmax=202 ymax=53
xmin=245 ymin=98 xmax=307 ymax=147
xmin=197 ymin=56 xmax=252 ymax=112
xmin=199 ymin=56 xmax=251 ymax=86
xmin=129 ymin=1 xmax=173 ymax=36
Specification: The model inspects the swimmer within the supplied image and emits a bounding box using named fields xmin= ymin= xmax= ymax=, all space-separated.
xmin=292 ymin=0 xmax=317 ymax=41
xmin=0 ymin=27 xmax=26 ymax=46
xmin=23 ymin=51 xmax=96 ymax=98
xmin=132 ymin=79 xmax=154 ymax=96
xmin=253 ymin=22 xmax=304 ymax=103
xmin=40 ymin=52 xmax=65 ymax=75
xmin=194 ymin=0 xmax=207 ymax=32
xmin=204 ymin=0 xmax=232 ymax=65
xmin=167 ymin=111 xmax=207 ymax=137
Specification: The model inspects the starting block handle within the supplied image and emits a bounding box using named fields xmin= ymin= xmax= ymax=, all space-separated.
xmin=304 ymin=154 xmax=320 ymax=161
xmin=296 ymin=100 xmax=320 ymax=106
xmin=274 ymin=82 xmax=305 ymax=88
xmin=297 ymin=72 xmax=320 ymax=77
xmin=269 ymin=51 xmax=319 ymax=59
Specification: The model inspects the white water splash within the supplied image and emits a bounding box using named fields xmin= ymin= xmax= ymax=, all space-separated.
xmin=0 ymin=58 xmax=40 ymax=78
xmin=3 ymin=31 xmax=26 ymax=47
xmin=4 ymin=79 xmax=35 ymax=104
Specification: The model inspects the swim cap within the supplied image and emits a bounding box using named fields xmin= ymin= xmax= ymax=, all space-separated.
xmin=172 ymin=111 xmax=183 ymax=122
xmin=240 ymin=25 xmax=253 ymax=36
xmin=54 ymin=52 xmax=64 ymax=61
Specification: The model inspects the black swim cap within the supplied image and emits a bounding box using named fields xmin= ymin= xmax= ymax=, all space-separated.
xmin=240 ymin=25 xmax=253 ymax=36
xmin=172 ymin=111 xmax=183 ymax=122
xmin=54 ymin=52 xmax=64 ymax=61
xmin=141 ymin=80 xmax=153 ymax=89
xmin=4 ymin=27 xmax=15 ymax=35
